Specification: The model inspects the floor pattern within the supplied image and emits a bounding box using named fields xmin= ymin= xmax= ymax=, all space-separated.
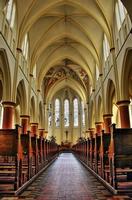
xmin=0 ymin=153 xmax=132 ymax=200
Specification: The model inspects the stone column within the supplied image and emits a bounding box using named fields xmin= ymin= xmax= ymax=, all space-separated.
xmin=38 ymin=129 xmax=45 ymax=138
xmin=2 ymin=101 xmax=16 ymax=129
xmin=44 ymin=130 xmax=48 ymax=139
xmin=20 ymin=115 xmax=30 ymax=134
xmin=89 ymin=128 xmax=95 ymax=138
xmin=103 ymin=114 xmax=113 ymax=133
xmin=30 ymin=123 xmax=38 ymax=137
xmin=95 ymin=122 xmax=103 ymax=135
xmin=117 ymin=100 xmax=130 ymax=128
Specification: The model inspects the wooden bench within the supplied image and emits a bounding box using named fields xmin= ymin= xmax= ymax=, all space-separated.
xmin=0 ymin=125 xmax=22 ymax=194
xmin=90 ymin=137 xmax=95 ymax=169
xmin=87 ymin=138 xmax=90 ymax=166
xmin=108 ymin=124 xmax=132 ymax=191
xmin=95 ymin=134 xmax=101 ymax=174
xmin=100 ymin=131 xmax=111 ymax=179
xmin=20 ymin=132 xmax=31 ymax=183
xmin=31 ymin=135 xmax=38 ymax=176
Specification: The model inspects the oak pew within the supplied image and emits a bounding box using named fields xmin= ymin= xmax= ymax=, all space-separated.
xmin=0 ymin=125 xmax=22 ymax=194
xmin=20 ymin=132 xmax=31 ymax=183
xmin=90 ymin=137 xmax=95 ymax=169
xmin=37 ymin=137 xmax=43 ymax=170
xmin=31 ymin=135 xmax=38 ymax=176
xmin=87 ymin=138 xmax=90 ymax=166
xmin=100 ymin=131 xmax=111 ymax=179
xmin=95 ymin=134 xmax=101 ymax=174
xmin=84 ymin=140 xmax=87 ymax=163
xmin=108 ymin=124 xmax=132 ymax=191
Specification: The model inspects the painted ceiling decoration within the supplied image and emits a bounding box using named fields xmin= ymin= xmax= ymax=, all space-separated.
xmin=6 ymin=0 xmax=116 ymax=101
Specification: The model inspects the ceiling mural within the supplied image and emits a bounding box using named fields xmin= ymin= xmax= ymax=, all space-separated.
xmin=43 ymin=60 xmax=88 ymax=97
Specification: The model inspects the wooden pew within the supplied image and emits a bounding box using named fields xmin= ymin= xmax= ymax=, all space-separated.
xmin=87 ymin=138 xmax=90 ymax=166
xmin=108 ymin=124 xmax=132 ymax=191
xmin=90 ymin=137 xmax=95 ymax=169
xmin=37 ymin=136 xmax=43 ymax=170
xmin=0 ymin=125 xmax=22 ymax=194
xmin=100 ymin=130 xmax=111 ymax=179
xmin=20 ymin=132 xmax=31 ymax=183
xmin=95 ymin=134 xmax=101 ymax=174
xmin=31 ymin=135 xmax=38 ymax=176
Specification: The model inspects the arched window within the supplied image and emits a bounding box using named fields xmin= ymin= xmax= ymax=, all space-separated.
xmin=22 ymin=34 xmax=29 ymax=60
xmin=48 ymin=104 xmax=52 ymax=127
xmin=115 ymin=0 xmax=127 ymax=30
xmin=0 ymin=102 xmax=3 ymax=128
xmin=55 ymin=99 xmax=60 ymax=127
xmin=96 ymin=64 xmax=99 ymax=80
xmin=74 ymin=98 xmax=78 ymax=127
xmin=129 ymin=99 xmax=132 ymax=128
xmin=82 ymin=101 xmax=85 ymax=126
xmin=48 ymin=112 xmax=52 ymax=127
xmin=90 ymin=84 xmax=93 ymax=95
xmin=33 ymin=64 xmax=36 ymax=78
xmin=6 ymin=0 xmax=16 ymax=28
xmin=112 ymin=104 xmax=120 ymax=127
xmin=103 ymin=34 xmax=110 ymax=61
xmin=64 ymin=99 xmax=69 ymax=127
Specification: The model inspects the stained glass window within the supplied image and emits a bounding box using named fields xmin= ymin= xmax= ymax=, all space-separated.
xmin=64 ymin=99 xmax=69 ymax=127
xmin=82 ymin=101 xmax=85 ymax=126
xmin=103 ymin=34 xmax=110 ymax=61
xmin=22 ymin=34 xmax=29 ymax=60
xmin=6 ymin=0 xmax=16 ymax=28
xmin=129 ymin=99 xmax=132 ymax=128
xmin=74 ymin=98 xmax=78 ymax=126
xmin=115 ymin=0 xmax=127 ymax=30
xmin=55 ymin=99 xmax=60 ymax=127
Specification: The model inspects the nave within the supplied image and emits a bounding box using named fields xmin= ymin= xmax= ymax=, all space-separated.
xmin=0 ymin=153 xmax=131 ymax=200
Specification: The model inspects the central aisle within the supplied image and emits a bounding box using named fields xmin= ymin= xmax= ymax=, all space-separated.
xmin=17 ymin=153 xmax=130 ymax=200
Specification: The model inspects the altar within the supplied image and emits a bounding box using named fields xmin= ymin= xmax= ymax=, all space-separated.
xmin=60 ymin=130 xmax=72 ymax=151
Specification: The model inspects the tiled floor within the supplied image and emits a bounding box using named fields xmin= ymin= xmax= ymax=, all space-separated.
xmin=0 ymin=153 xmax=132 ymax=200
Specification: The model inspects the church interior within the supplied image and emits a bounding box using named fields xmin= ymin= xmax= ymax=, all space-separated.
xmin=0 ymin=0 xmax=132 ymax=199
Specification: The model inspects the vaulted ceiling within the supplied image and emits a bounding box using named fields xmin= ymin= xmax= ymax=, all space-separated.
xmin=4 ymin=0 xmax=119 ymax=101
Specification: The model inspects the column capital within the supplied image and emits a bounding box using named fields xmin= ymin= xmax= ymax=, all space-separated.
xmin=2 ymin=102 xmax=15 ymax=129
xmin=110 ymin=47 xmax=115 ymax=52
xmin=38 ymin=129 xmax=45 ymax=137
xmin=2 ymin=101 xmax=16 ymax=107
xmin=38 ymin=128 xmax=45 ymax=131
xmin=117 ymin=100 xmax=130 ymax=128
xmin=30 ymin=122 xmax=38 ymax=126
xmin=116 ymin=100 xmax=130 ymax=106
xmin=37 ymin=89 xmax=41 ymax=92
xmin=16 ymin=47 xmax=22 ymax=53
xmin=20 ymin=115 xmax=30 ymax=119
xmin=103 ymin=114 xmax=113 ymax=118
xmin=95 ymin=121 xmax=103 ymax=125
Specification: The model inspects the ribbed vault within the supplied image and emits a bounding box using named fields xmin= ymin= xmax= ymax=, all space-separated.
xmin=14 ymin=0 xmax=116 ymax=99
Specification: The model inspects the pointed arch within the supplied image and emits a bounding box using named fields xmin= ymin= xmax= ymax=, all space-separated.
xmin=73 ymin=98 xmax=79 ymax=127
xmin=121 ymin=48 xmax=132 ymax=99
xmin=64 ymin=99 xmax=69 ymax=127
xmin=30 ymin=96 xmax=36 ymax=122
xmin=106 ymin=79 xmax=116 ymax=114
xmin=39 ymin=101 xmax=43 ymax=127
xmin=97 ymin=95 xmax=103 ymax=122
xmin=89 ymin=100 xmax=95 ymax=128
xmin=16 ymin=79 xmax=27 ymax=114
xmin=0 ymin=49 xmax=11 ymax=100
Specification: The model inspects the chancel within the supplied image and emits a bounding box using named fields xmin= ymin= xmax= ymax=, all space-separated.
xmin=0 ymin=0 xmax=132 ymax=199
